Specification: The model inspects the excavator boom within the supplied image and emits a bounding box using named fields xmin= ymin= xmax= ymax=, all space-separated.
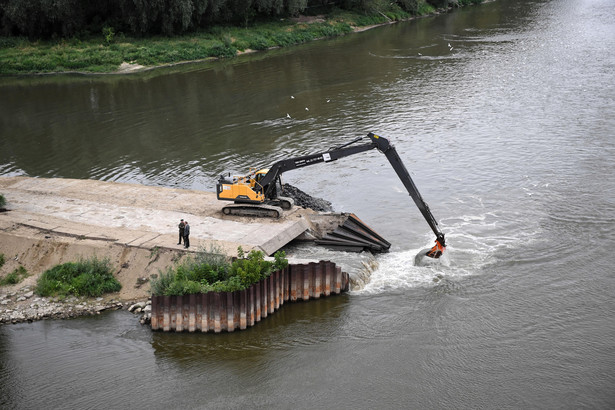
xmin=216 ymin=133 xmax=446 ymax=257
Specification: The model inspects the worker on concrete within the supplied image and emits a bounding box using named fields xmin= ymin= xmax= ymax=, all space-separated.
xmin=177 ymin=219 xmax=185 ymax=245
xmin=183 ymin=221 xmax=190 ymax=249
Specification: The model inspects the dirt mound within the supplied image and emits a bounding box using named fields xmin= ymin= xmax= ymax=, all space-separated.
xmin=282 ymin=184 xmax=333 ymax=212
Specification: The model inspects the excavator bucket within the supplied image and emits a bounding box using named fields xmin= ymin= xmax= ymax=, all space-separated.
xmin=424 ymin=238 xmax=445 ymax=259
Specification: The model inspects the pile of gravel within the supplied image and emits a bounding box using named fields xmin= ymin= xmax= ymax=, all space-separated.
xmin=282 ymin=184 xmax=333 ymax=212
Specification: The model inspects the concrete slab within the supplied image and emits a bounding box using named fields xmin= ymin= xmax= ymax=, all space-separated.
xmin=0 ymin=176 xmax=322 ymax=256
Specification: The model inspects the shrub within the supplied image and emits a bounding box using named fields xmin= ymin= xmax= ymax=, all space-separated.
xmin=0 ymin=266 xmax=28 ymax=286
xmin=36 ymin=256 xmax=121 ymax=297
xmin=0 ymin=194 xmax=6 ymax=208
xmin=0 ymin=253 xmax=5 ymax=268
xmin=150 ymin=247 xmax=288 ymax=296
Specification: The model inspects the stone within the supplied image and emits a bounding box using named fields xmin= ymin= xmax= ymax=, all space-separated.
xmin=128 ymin=301 xmax=147 ymax=312
xmin=24 ymin=291 xmax=34 ymax=298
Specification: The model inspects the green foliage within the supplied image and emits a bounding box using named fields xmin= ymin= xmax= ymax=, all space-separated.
xmin=0 ymin=253 xmax=5 ymax=268
xmin=0 ymin=0 xmax=474 ymax=40
xmin=150 ymin=247 xmax=288 ymax=296
xmin=0 ymin=266 xmax=28 ymax=286
xmin=273 ymin=250 xmax=289 ymax=271
xmin=36 ymin=256 xmax=121 ymax=297
xmin=0 ymin=194 xmax=6 ymax=208
xmin=102 ymin=26 xmax=115 ymax=45
xmin=396 ymin=0 xmax=419 ymax=14
xmin=417 ymin=1 xmax=436 ymax=15
xmin=150 ymin=269 xmax=177 ymax=296
xmin=0 ymin=1 xmax=483 ymax=74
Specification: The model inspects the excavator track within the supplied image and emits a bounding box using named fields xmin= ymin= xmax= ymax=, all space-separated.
xmin=221 ymin=204 xmax=281 ymax=218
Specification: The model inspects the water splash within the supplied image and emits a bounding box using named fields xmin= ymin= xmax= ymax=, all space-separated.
xmin=355 ymin=205 xmax=543 ymax=295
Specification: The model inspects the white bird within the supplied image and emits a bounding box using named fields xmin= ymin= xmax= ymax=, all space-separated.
xmin=291 ymin=96 xmax=295 ymax=99
xmin=418 ymin=52 xmax=422 ymax=56
xmin=286 ymin=113 xmax=291 ymax=119
xmin=326 ymin=99 xmax=330 ymax=103
xmin=448 ymin=43 xmax=451 ymax=48
xmin=305 ymin=107 xmax=309 ymax=111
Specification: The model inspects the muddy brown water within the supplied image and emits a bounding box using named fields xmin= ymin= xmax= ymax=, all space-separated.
xmin=1 ymin=0 xmax=615 ymax=408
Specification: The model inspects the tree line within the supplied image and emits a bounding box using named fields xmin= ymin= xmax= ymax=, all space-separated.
xmin=0 ymin=0 xmax=476 ymax=39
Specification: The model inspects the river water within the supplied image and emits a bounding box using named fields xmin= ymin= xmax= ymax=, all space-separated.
xmin=1 ymin=0 xmax=615 ymax=408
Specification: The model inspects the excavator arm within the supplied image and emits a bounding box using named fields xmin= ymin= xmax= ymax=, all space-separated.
xmin=367 ymin=133 xmax=446 ymax=258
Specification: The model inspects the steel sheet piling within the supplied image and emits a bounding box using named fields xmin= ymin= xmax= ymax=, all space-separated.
xmin=151 ymin=261 xmax=349 ymax=333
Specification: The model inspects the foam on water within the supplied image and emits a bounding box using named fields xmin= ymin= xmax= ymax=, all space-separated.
xmin=354 ymin=207 xmax=543 ymax=294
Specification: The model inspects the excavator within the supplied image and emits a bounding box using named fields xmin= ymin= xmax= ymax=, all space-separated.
xmin=216 ymin=132 xmax=446 ymax=258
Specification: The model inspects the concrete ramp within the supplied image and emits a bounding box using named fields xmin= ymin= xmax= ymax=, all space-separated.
xmin=0 ymin=177 xmax=315 ymax=256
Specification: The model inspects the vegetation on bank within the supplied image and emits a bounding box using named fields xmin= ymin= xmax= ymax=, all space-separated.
xmin=0 ymin=194 xmax=6 ymax=208
xmin=150 ymin=246 xmax=289 ymax=296
xmin=35 ymin=256 xmax=122 ymax=298
xmin=0 ymin=253 xmax=28 ymax=287
xmin=0 ymin=266 xmax=29 ymax=286
xmin=0 ymin=0 xmax=484 ymax=75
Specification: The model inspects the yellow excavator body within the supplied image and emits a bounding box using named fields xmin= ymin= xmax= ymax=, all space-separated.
xmin=216 ymin=168 xmax=268 ymax=203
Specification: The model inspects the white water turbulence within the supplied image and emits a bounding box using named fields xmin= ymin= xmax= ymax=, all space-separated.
xmin=356 ymin=205 xmax=543 ymax=294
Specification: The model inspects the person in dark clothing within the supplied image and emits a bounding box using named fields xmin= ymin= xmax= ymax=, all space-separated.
xmin=183 ymin=221 xmax=190 ymax=248
xmin=177 ymin=219 xmax=185 ymax=245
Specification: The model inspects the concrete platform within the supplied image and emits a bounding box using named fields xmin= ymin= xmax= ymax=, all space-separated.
xmin=0 ymin=176 xmax=316 ymax=256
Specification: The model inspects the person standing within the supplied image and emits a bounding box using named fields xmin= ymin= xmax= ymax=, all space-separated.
xmin=177 ymin=219 xmax=185 ymax=245
xmin=183 ymin=221 xmax=190 ymax=248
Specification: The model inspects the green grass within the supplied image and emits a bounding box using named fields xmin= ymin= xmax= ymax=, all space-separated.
xmin=151 ymin=246 xmax=289 ymax=296
xmin=0 ymin=266 xmax=28 ymax=286
xmin=0 ymin=10 xmax=402 ymax=75
xmin=36 ymin=256 xmax=121 ymax=297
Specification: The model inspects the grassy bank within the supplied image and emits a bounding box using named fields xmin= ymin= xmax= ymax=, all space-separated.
xmin=0 ymin=9 xmax=427 ymax=75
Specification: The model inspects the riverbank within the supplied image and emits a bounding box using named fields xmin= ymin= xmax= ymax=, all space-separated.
xmin=0 ymin=2 xmax=480 ymax=76
xmin=0 ymin=225 xmax=182 ymax=325
xmin=0 ymin=13 xmax=389 ymax=75
xmin=0 ymin=285 xmax=148 ymax=325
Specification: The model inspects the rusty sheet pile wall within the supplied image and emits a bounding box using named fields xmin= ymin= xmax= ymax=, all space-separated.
xmin=150 ymin=261 xmax=348 ymax=333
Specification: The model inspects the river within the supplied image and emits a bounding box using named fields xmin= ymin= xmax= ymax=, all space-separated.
xmin=1 ymin=0 xmax=614 ymax=408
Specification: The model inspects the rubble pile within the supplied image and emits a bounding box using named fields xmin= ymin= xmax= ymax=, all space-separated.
xmin=282 ymin=184 xmax=333 ymax=212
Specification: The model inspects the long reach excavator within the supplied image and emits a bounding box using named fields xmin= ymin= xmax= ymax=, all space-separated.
xmin=216 ymin=133 xmax=446 ymax=258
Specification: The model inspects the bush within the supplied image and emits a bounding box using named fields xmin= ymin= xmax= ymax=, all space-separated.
xmin=36 ymin=256 xmax=121 ymax=297
xmin=150 ymin=247 xmax=288 ymax=296
xmin=0 ymin=194 xmax=6 ymax=208
xmin=0 ymin=253 xmax=5 ymax=268
xmin=0 ymin=266 xmax=28 ymax=286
